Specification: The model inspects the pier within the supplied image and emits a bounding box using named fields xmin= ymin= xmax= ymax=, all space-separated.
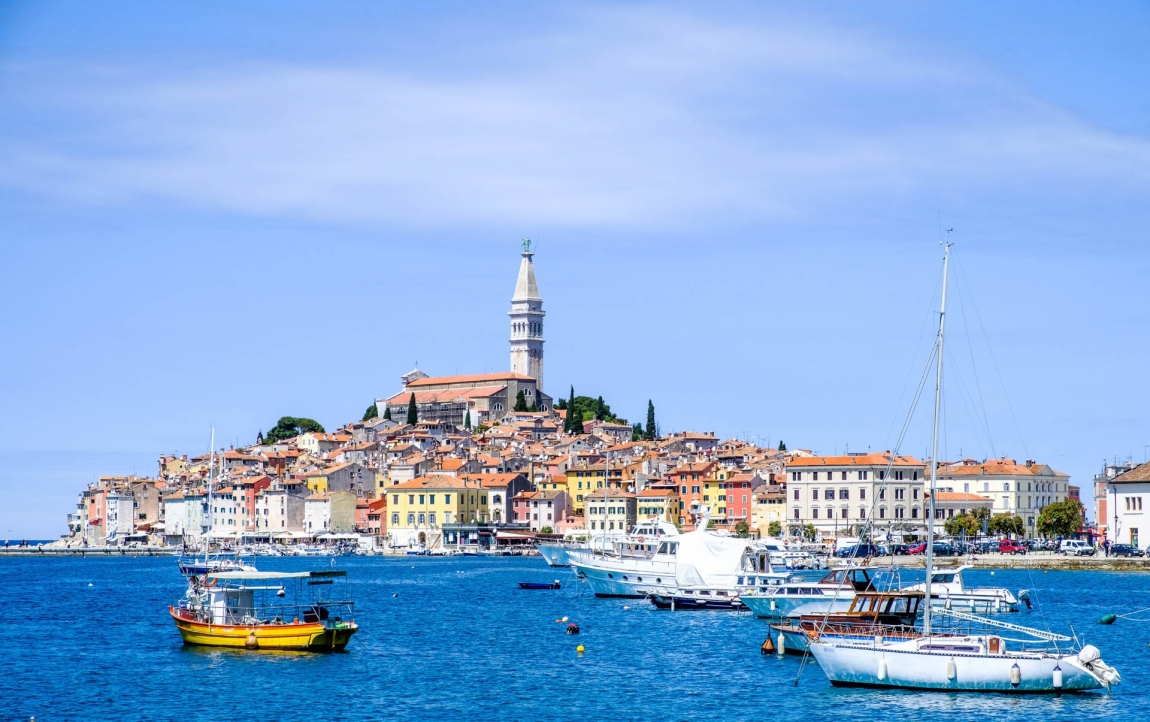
xmin=0 ymin=545 xmax=176 ymax=557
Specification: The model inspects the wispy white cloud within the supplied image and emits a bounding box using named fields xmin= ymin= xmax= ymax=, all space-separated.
xmin=1 ymin=6 xmax=1148 ymax=230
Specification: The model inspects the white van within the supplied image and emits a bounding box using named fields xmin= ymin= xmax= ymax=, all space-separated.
xmin=1059 ymin=539 xmax=1095 ymax=556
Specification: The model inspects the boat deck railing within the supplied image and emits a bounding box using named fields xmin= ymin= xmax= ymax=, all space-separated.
xmin=174 ymin=600 xmax=355 ymax=627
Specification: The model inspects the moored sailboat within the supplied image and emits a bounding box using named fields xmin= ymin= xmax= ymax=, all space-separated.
xmin=806 ymin=242 xmax=1120 ymax=693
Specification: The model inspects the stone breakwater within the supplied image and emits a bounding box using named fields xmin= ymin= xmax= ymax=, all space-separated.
xmin=0 ymin=545 xmax=176 ymax=557
xmin=831 ymin=554 xmax=1150 ymax=571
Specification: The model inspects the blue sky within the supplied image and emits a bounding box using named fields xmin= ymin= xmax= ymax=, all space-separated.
xmin=1 ymin=1 xmax=1148 ymax=537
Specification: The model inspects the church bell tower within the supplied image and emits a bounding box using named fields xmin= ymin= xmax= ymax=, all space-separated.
xmin=509 ymin=239 xmax=544 ymax=391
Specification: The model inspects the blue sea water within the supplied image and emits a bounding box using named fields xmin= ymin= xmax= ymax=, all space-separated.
xmin=2 ymin=557 xmax=1148 ymax=722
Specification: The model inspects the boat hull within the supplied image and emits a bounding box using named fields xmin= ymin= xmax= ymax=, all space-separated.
xmin=169 ymin=607 xmax=357 ymax=651
xmin=742 ymin=594 xmax=854 ymax=619
xmin=808 ymin=640 xmax=1105 ymax=692
xmin=536 ymin=544 xmax=571 ymax=567
xmin=568 ymin=556 xmax=676 ymax=598
xmin=650 ymin=594 xmax=744 ymax=610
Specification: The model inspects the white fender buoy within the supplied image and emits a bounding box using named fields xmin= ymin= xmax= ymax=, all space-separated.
xmin=874 ymin=633 xmax=884 ymax=647
xmin=770 ymin=598 xmax=777 ymax=612
xmin=944 ymin=598 xmax=951 ymax=610
xmin=878 ymin=658 xmax=888 ymax=681
xmin=777 ymin=631 xmax=786 ymax=656
xmin=1053 ymin=664 xmax=1063 ymax=690
xmin=1010 ymin=662 xmax=1021 ymax=688
xmin=946 ymin=657 xmax=957 ymax=681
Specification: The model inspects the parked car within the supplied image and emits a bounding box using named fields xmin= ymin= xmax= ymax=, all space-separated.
xmin=1059 ymin=539 xmax=1095 ymax=556
xmin=998 ymin=540 xmax=1027 ymax=555
xmin=890 ymin=544 xmax=915 ymax=555
xmin=1109 ymin=544 xmax=1144 ymax=558
xmin=834 ymin=543 xmax=884 ymax=559
xmin=906 ymin=542 xmax=957 ymax=556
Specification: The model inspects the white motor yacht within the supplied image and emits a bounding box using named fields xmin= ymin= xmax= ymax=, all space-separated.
xmin=903 ymin=565 xmax=1021 ymax=613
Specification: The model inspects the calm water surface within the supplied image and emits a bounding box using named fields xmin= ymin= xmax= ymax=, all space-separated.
xmin=3 ymin=557 xmax=1148 ymax=721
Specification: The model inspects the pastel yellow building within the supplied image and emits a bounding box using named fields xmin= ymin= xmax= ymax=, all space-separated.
xmin=386 ymin=476 xmax=489 ymax=547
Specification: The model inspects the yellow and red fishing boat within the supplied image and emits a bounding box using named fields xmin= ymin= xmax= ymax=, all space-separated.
xmin=170 ymin=570 xmax=358 ymax=651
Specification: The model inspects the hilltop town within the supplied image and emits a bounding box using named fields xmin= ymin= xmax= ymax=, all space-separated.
xmin=56 ymin=242 xmax=1135 ymax=553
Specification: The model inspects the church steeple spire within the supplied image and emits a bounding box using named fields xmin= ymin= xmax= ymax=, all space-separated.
xmin=509 ymin=239 xmax=545 ymax=391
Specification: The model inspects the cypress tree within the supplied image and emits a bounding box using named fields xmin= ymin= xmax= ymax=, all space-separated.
xmin=384 ymin=406 xmax=392 ymax=421
xmin=594 ymin=396 xmax=606 ymax=421
xmin=645 ymin=400 xmax=656 ymax=440
xmin=564 ymin=386 xmax=576 ymax=433
xmin=570 ymin=411 xmax=584 ymax=435
xmin=778 ymin=440 xmax=787 ymax=452
xmin=406 ymin=393 xmax=418 ymax=425
xmin=464 ymin=411 xmax=472 ymax=430
xmin=514 ymin=389 xmax=528 ymax=412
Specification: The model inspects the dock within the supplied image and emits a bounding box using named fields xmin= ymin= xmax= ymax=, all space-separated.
xmin=0 ymin=545 xmax=177 ymax=557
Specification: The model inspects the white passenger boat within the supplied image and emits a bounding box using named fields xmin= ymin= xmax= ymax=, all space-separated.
xmin=903 ymin=565 xmax=1020 ymax=613
xmin=741 ymin=567 xmax=879 ymax=618
xmin=807 ymin=242 xmax=1121 ymax=693
xmin=537 ymin=520 xmax=677 ymax=567
xmin=569 ymin=511 xmax=782 ymax=598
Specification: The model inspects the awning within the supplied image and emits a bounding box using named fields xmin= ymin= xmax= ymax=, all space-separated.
xmin=207 ymin=530 xmax=238 ymax=539
xmin=289 ymin=531 xmax=312 ymax=539
xmin=496 ymin=531 xmax=535 ymax=540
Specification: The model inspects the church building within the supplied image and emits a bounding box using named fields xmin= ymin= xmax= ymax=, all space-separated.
xmin=378 ymin=241 xmax=553 ymax=428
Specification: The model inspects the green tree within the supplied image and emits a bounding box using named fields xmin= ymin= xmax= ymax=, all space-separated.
xmin=778 ymin=440 xmax=787 ymax=452
xmin=632 ymin=423 xmax=644 ymax=441
xmin=570 ymin=408 xmax=584 ymax=435
xmin=767 ymin=521 xmax=782 ymax=537
xmin=1037 ymin=499 xmax=1085 ymax=538
xmin=555 ymin=397 xmax=567 ymax=410
xmin=265 ymin=416 xmax=325 ymax=444
xmin=564 ymin=386 xmax=576 ymax=433
xmin=734 ymin=520 xmax=750 ymax=538
xmin=539 ymin=526 xmax=553 ymax=534
xmin=944 ymin=513 xmax=981 ymax=537
xmin=514 ymin=389 xmax=529 ymax=412
xmin=645 ymin=400 xmax=656 ymax=440
xmin=988 ymin=513 xmax=1026 ymax=538
xmin=464 ymin=411 xmax=472 ymax=430
xmin=362 ymin=403 xmax=378 ymax=421
xmin=406 ymin=393 xmax=418 ymax=425
xmin=801 ymin=523 xmax=817 ymax=541
xmin=594 ymin=395 xmax=607 ymax=421
xmin=384 ymin=406 xmax=392 ymax=421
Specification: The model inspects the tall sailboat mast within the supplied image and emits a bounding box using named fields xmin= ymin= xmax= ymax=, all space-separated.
xmin=206 ymin=427 xmax=216 ymax=546
xmin=923 ymin=243 xmax=952 ymax=639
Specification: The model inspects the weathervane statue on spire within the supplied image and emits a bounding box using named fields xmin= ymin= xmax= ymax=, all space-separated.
xmin=522 ymin=238 xmax=531 ymax=253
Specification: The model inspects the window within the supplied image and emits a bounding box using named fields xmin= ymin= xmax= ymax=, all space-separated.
xmin=793 ymin=489 xmax=800 ymax=500
xmin=894 ymin=507 xmax=904 ymax=519
xmin=813 ymin=508 xmax=819 ymax=519
xmin=742 ymin=495 xmax=748 ymax=503
xmin=912 ymin=488 xmax=919 ymax=500
xmin=859 ymin=470 xmax=868 ymax=480
xmin=813 ymin=472 xmax=819 ymax=481
xmin=692 ymin=486 xmax=700 ymax=494
xmin=812 ymin=489 xmax=819 ymax=500
xmin=418 ymin=512 xmax=425 ymax=524
xmin=793 ymin=508 xmax=801 ymax=519
xmin=841 ymin=507 xmax=848 ymax=519
xmin=859 ymin=507 xmax=866 ymax=519
xmin=391 ymin=513 xmax=399 ymax=525
xmin=444 ymin=512 xmax=452 ymax=523
xmin=879 ymin=507 xmax=886 ymax=519
xmin=407 ymin=513 xmax=415 ymax=525
xmin=408 ymin=495 xmax=414 ymax=504
xmin=1126 ymin=497 xmax=1144 ymax=511
xmin=839 ymin=488 xmax=849 ymax=500
xmin=493 ymin=494 xmax=501 ymax=503
xmin=704 ymin=496 xmax=710 ymax=502
xmin=841 ymin=472 xmax=848 ymax=481
xmin=443 ymin=494 xmax=450 ymax=503
xmin=825 ymin=488 xmax=834 ymax=500
xmin=791 ymin=471 xmax=800 ymax=482
xmin=894 ymin=488 xmax=905 ymax=501
xmin=429 ymin=512 xmax=437 ymax=525
xmin=429 ymin=495 xmax=435 ymax=504
xmin=859 ymin=488 xmax=866 ymax=500
xmin=879 ymin=488 xmax=886 ymax=500
xmin=1004 ymin=483 xmax=1011 ymax=492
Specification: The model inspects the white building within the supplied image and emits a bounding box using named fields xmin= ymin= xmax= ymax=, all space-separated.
xmin=1106 ymin=461 xmax=1150 ymax=550
xmin=785 ymin=453 xmax=927 ymax=540
xmin=164 ymin=491 xmax=205 ymax=543
xmin=937 ymin=458 xmax=1071 ymax=539
xmin=104 ymin=491 xmax=135 ymax=544
xmin=926 ymin=491 xmax=995 ymax=535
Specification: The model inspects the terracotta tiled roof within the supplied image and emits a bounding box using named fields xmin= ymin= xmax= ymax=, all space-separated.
xmin=938 ymin=459 xmax=1035 ymax=477
xmin=1112 ymin=461 xmax=1150 ymax=484
xmin=407 ymin=372 xmax=534 ymax=387
xmin=927 ymin=491 xmax=993 ymax=502
xmin=788 ymin=453 xmax=923 ymax=467
xmin=384 ymin=385 xmax=507 ymax=406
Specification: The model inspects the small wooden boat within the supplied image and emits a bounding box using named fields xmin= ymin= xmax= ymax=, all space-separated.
xmin=169 ymin=570 xmax=358 ymax=651
xmin=650 ymin=588 xmax=745 ymax=610
xmin=770 ymin=589 xmax=924 ymax=654
xmin=518 ymin=581 xmax=561 ymax=590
